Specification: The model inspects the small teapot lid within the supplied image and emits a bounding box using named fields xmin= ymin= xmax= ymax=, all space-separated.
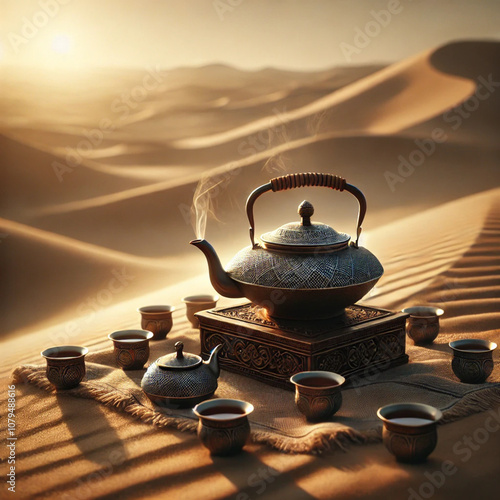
xmin=260 ymin=200 xmax=350 ymax=252
xmin=156 ymin=341 xmax=202 ymax=370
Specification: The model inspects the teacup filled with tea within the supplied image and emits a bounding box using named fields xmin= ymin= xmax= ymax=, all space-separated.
xmin=449 ymin=339 xmax=497 ymax=383
xmin=138 ymin=305 xmax=175 ymax=340
xmin=193 ymin=398 xmax=254 ymax=455
xmin=41 ymin=345 xmax=88 ymax=389
xmin=108 ymin=329 xmax=154 ymax=370
xmin=182 ymin=294 xmax=219 ymax=328
xmin=290 ymin=370 xmax=345 ymax=421
xmin=377 ymin=402 xmax=442 ymax=463
xmin=402 ymin=306 xmax=444 ymax=345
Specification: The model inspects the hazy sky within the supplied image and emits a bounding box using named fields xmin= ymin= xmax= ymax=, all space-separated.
xmin=1 ymin=0 xmax=499 ymax=70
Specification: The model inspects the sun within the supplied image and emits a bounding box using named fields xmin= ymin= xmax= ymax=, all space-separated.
xmin=51 ymin=34 xmax=73 ymax=55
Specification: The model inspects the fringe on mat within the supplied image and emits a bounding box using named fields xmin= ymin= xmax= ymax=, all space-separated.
xmin=12 ymin=364 xmax=500 ymax=455
xmin=11 ymin=365 xmax=198 ymax=434
xmin=440 ymin=385 xmax=500 ymax=424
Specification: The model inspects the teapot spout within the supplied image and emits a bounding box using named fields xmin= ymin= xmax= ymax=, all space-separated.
xmin=190 ymin=239 xmax=243 ymax=298
xmin=205 ymin=344 xmax=223 ymax=378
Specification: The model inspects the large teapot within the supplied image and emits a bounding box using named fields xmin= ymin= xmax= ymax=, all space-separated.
xmin=191 ymin=173 xmax=383 ymax=320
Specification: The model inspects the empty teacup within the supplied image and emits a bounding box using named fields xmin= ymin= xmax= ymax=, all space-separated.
xmin=290 ymin=371 xmax=345 ymax=421
xmin=402 ymin=306 xmax=444 ymax=345
xmin=182 ymin=294 xmax=219 ymax=328
xmin=41 ymin=346 xmax=88 ymax=389
xmin=108 ymin=329 xmax=153 ymax=370
xmin=138 ymin=305 xmax=175 ymax=340
xmin=377 ymin=402 xmax=442 ymax=463
xmin=193 ymin=398 xmax=254 ymax=455
xmin=449 ymin=339 xmax=497 ymax=383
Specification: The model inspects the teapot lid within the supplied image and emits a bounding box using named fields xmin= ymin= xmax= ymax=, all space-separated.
xmin=156 ymin=341 xmax=202 ymax=370
xmin=260 ymin=201 xmax=350 ymax=252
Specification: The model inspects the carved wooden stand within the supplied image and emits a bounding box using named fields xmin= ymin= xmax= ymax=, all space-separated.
xmin=198 ymin=302 xmax=408 ymax=390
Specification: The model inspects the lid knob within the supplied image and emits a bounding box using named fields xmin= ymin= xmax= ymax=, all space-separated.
xmin=298 ymin=200 xmax=314 ymax=226
xmin=175 ymin=341 xmax=184 ymax=360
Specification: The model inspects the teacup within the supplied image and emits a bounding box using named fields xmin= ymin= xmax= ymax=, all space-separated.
xmin=377 ymin=402 xmax=442 ymax=463
xmin=449 ymin=339 xmax=497 ymax=383
xmin=290 ymin=371 xmax=345 ymax=421
xmin=41 ymin=346 xmax=88 ymax=389
xmin=182 ymin=294 xmax=219 ymax=328
xmin=402 ymin=306 xmax=444 ymax=345
xmin=138 ymin=305 xmax=175 ymax=340
xmin=108 ymin=329 xmax=154 ymax=370
xmin=193 ymin=398 xmax=254 ymax=456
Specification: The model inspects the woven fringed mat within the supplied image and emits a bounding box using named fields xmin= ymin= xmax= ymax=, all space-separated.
xmin=12 ymin=333 xmax=500 ymax=454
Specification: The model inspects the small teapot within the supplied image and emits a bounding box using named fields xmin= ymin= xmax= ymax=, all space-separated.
xmin=141 ymin=341 xmax=222 ymax=408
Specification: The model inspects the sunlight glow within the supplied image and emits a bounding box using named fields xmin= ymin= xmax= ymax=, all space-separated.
xmin=51 ymin=34 xmax=73 ymax=55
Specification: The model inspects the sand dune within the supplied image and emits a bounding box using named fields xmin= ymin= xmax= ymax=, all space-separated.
xmin=0 ymin=64 xmax=379 ymax=144
xmin=0 ymin=134 xmax=148 ymax=216
xmin=25 ymin=131 xmax=499 ymax=259
xmin=170 ymin=41 xmax=497 ymax=149
xmin=2 ymin=34 xmax=500 ymax=500
xmin=368 ymin=193 xmax=500 ymax=347
xmin=367 ymin=188 xmax=500 ymax=307
xmin=0 ymin=217 xmax=183 ymax=337
xmin=1 ymin=40 xmax=500 ymax=339
xmin=3 ymin=41 xmax=495 ymax=257
xmin=2 ymin=186 xmax=498 ymax=360
xmin=415 ymin=40 xmax=500 ymax=142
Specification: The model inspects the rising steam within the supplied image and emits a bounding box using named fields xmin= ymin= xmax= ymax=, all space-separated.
xmin=307 ymin=108 xmax=330 ymax=136
xmin=192 ymin=175 xmax=222 ymax=240
xmin=262 ymin=108 xmax=292 ymax=175
xmin=191 ymin=166 xmax=241 ymax=240
xmin=190 ymin=105 xmax=329 ymax=240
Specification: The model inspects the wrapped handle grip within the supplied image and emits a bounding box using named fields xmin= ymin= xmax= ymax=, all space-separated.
xmin=270 ymin=172 xmax=346 ymax=192
xmin=246 ymin=172 xmax=366 ymax=248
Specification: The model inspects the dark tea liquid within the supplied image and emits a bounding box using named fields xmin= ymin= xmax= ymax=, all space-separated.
xmin=299 ymin=376 xmax=339 ymax=388
xmin=201 ymin=406 xmax=245 ymax=418
xmin=114 ymin=335 xmax=146 ymax=342
xmin=389 ymin=417 xmax=434 ymax=426
xmin=48 ymin=350 xmax=82 ymax=358
xmin=455 ymin=344 xmax=490 ymax=352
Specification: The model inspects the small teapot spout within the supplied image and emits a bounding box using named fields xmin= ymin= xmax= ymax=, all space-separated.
xmin=190 ymin=239 xmax=243 ymax=298
xmin=205 ymin=344 xmax=223 ymax=378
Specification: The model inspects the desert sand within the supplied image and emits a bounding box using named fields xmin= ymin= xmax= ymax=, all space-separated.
xmin=1 ymin=40 xmax=499 ymax=499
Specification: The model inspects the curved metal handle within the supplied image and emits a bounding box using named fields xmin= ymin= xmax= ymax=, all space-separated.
xmin=246 ymin=172 xmax=367 ymax=248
